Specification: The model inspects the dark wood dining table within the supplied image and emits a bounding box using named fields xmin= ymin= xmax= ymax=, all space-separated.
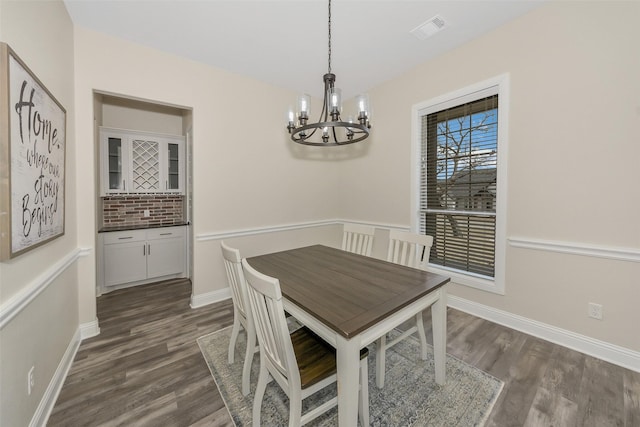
xmin=246 ymin=244 xmax=450 ymax=427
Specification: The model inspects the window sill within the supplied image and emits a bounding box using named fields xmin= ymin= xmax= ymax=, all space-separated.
xmin=427 ymin=264 xmax=504 ymax=295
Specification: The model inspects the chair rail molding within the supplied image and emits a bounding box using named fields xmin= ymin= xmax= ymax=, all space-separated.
xmin=0 ymin=247 xmax=92 ymax=330
xmin=195 ymin=219 xmax=409 ymax=242
xmin=508 ymin=236 xmax=640 ymax=263
xmin=195 ymin=220 xmax=338 ymax=241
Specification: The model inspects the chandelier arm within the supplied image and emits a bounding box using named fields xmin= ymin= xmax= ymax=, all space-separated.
xmin=291 ymin=121 xmax=369 ymax=145
xmin=331 ymin=125 xmax=339 ymax=143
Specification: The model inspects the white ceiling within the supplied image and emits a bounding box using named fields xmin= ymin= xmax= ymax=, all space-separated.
xmin=63 ymin=0 xmax=544 ymax=99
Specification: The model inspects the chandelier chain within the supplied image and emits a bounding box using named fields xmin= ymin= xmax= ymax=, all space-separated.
xmin=328 ymin=0 xmax=332 ymax=74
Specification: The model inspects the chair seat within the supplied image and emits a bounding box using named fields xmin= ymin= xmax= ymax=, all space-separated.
xmin=291 ymin=327 xmax=369 ymax=389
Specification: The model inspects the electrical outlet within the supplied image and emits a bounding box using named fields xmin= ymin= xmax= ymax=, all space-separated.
xmin=588 ymin=302 xmax=603 ymax=320
xmin=28 ymin=366 xmax=35 ymax=395
xmin=143 ymin=209 xmax=150 ymax=217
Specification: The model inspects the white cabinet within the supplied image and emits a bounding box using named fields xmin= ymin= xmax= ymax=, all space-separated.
xmin=146 ymin=228 xmax=186 ymax=279
xmin=100 ymin=226 xmax=186 ymax=290
xmin=100 ymin=127 xmax=185 ymax=195
xmin=103 ymin=230 xmax=147 ymax=286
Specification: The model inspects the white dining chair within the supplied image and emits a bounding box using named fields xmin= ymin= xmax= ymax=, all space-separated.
xmin=241 ymin=259 xmax=370 ymax=427
xmin=221 ymin=241 xmax=258 ymax=396
xmin=376 ymin=230 xmax=434 ymax=389
xmin=342 ymin=223 xmax=375 ymax=256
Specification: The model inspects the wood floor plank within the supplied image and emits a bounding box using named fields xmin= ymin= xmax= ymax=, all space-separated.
xmin=576 ymin=357 xmax=625 ymax=426
xmin=539 ymin=345 xmax=586 ymax=403
xmin=624 ymin=370 xmax=640 ymax=426
xmin=48 ymin=278 xmax=638 ymax=426
xmin=485 ymin=336 xmax=554 ymax=427
xmin=523 ymin=386 xmax=578 ymax=427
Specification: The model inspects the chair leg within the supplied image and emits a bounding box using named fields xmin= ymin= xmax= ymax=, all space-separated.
xmin=376 ymin=335 xmax=387 ymax=389
xmin=288 ymin=393 xmax=302 ymax=427
xmin=253 ymin=363 xmax=269 ymax=427
xmin=359 ymin=357 xmax=370 ymax=426
xmin=415 ymin=311 xmax=428 ymax=360
xmin=228 ymin=312 xmax=241 ymax=364
xmin=241 ymin=329 xmax=256 ymax=396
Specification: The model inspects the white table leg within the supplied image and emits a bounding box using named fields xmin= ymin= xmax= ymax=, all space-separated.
xmin=336 ymin=336 xmax=361 ymax=427
xmin=431 ymin=287 xmax=447 ymax=385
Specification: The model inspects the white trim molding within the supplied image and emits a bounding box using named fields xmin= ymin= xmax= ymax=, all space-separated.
xmin=190 ymin=287 xmax=231 ymax=309
xmin=80 ymin=319 xmax=101 ymax=339
xmin=195 ymin=219 xmax=409 ymax=242
xmin=411 ymin=73 xmax=510 ymax=296
xmin=30 ymin=328 xmax=82 ymax=427
xmin=509 ymin=237 xmax=640 ymax=263
xmin=0 ymin=247 xmax=92 ymax=330
xmin=195 ymin=220 xmax=338 ymax=241
xmin=448 ymin=295 xmax=640 ymax=373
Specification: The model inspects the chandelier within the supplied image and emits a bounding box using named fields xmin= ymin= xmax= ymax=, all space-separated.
xmin=286 ymin=0 xmax=371 ymax=146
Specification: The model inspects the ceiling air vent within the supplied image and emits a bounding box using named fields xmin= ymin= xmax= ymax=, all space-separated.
xmin=410 ymin=15 xmax=448 ymax=40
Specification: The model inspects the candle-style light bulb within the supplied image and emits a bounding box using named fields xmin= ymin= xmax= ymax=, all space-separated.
xmin=297 ymin=94 xmax=310 ymax=125
xmin=355 ymin=94 xmax=370 ymax=125
xmin=286 ymin=107 xmax=296 ymax=133
xmin=329 ymin=88 xmax=342 ymax=120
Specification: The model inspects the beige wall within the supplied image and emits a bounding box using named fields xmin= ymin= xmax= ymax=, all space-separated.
xmin=346 ymin=1 xmax=640 ymax=351
xmin=72 ymin=27 xmax=345 ymax=315
xmin=1 ymin=2 xmax=638 ymax=424
xmin=100 ymin=95 xmax=185 ymax=135
xmin=0 ymin=1 xmax=78 ymax=426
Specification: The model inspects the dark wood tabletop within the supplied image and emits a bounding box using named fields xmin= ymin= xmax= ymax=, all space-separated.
xmin=246 ymin=245 xmax=450 ymax=339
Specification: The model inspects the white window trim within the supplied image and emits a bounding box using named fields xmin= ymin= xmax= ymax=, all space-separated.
xmin=410 ymin=73 xmax=510 ymax=295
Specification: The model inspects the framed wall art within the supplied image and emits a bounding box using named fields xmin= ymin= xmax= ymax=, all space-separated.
xmin=0 ymin=42 xmax=66 ymax=261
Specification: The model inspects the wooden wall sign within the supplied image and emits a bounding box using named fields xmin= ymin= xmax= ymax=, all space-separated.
xmin=0 ymin=43 xmax=66 ymax=261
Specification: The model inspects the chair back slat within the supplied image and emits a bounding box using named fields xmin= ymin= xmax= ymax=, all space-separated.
xmin=242 ymin=259 xmax=301 ymax=390
xmin=221 ymin=241 xmax=248 ymax=317
xmin=387 ymin=230 xmax=434 ymax=270
xmin=342 ymin=224 xmax=375 ymax=256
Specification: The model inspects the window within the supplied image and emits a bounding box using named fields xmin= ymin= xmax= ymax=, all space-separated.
xmin=412 ymin=75 xmax=508 ymax=294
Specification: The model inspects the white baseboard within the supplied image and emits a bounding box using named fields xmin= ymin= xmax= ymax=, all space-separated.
xmin=190 ymin=288 xmax=231 ymax=308
xmin=30 ymin=328 xmax=82 ymax=427
xmin=80 ymin=319 xmax=100 ymax=340
xmin=448 ymin=295 xmax=640 ymax=373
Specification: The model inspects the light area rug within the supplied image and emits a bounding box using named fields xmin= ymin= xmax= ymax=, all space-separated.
xmin=198 ymin=325 xmax=503 ymax=426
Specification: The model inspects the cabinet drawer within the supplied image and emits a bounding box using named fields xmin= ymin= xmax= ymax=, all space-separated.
xmin=103 ymin=229 xmax=147 ymax=244
xmin=146 ymin=226 xmax=185 ymax=240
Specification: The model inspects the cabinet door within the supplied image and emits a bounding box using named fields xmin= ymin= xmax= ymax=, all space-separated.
xmin=103 ymin=241 xmax=147 ymax=286
xmin=101 ymin=130 xmax=130 ymax=194
xmin=165 ymin=141 xmax=182 ymax=192
xmin=146 ymin=236 xmax=185 ymax=279
xmin=130 ymin=137 xmax=161 ymax=192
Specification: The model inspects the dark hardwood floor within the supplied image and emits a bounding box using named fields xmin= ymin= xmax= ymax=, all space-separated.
xmin=48 ymin=278 xmax=640 ymax=426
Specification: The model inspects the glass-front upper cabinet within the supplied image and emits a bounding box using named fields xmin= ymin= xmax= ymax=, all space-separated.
xmin=100 ymin=127 xmax=185 ymax=195
xmin=107 ymin=137 xmax=123 ymax=190
xmin=166 ymin=142 xmax=181 ymax=191
xmin=101 ymin=130 xmax=130 ymax=194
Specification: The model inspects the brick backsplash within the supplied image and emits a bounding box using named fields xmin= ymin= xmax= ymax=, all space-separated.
xmin=102 ymin=195 xmax=184 ymax=228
